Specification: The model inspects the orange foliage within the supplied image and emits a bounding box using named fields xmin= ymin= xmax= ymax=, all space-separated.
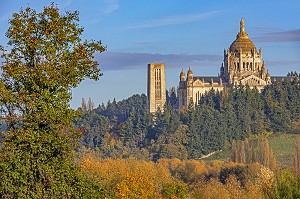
xmin=80 ymin=154 xmax=271 ymax=198
xmin=158 ymin=158 xmax=209 ymax=183
xmin=191 ymin=176 xmax=264 ymax=199
xmin=80 ymin=154 xmax=174 ymax=197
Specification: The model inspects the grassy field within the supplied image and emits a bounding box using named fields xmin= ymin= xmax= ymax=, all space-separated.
xmin=268 ymin=133 xmax=298 ymax=168
xmin=204 ymin=133 xmax=299 ymax=168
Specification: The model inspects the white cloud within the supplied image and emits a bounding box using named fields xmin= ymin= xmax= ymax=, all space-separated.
xmin=127 ymin=10 xmax=223 ymax=29
xmin=101 ymin=0 xmax=119 ymax=14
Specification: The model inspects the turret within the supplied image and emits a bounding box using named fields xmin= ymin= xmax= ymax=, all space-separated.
xmin=187 ymin=67 xmax=193 ymax=81
xmin=259 ymin=48 xmax=262 ymax=56
xmin=266 ymin=70 xmax=271 ymax=84
xmin=220 ymin=63 xmax=224 ymax=76
xmin=180 ymin=69 xmax=185 ymax=81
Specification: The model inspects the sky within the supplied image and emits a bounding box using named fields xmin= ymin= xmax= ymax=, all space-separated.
xmin=0 ymin=0 xmax=299 ymax=109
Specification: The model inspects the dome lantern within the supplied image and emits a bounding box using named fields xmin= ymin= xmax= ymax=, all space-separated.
xmin=229 ymin=18 xmax=257 ymax=53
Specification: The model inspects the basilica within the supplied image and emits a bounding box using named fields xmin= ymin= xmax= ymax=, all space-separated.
xmin=147 ymin=19 xmax=292 ymax=113
xmin=178 ymin=18 xmax=273 ymax=110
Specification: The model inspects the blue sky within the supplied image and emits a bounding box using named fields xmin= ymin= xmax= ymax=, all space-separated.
xmin=0 ymin=0 xmax=299 ymax=109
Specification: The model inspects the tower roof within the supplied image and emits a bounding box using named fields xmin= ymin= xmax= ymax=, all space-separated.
xmin=180 ymin=69 xmax=185 ymax=78
xmin=187 ymin=67 xmax=193 ymax=75
xmin=229 ymin=18 xmax=256 ymax=53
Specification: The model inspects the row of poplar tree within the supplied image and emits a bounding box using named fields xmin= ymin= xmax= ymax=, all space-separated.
xmin=75 ymin=77 xmax=300 ymax=161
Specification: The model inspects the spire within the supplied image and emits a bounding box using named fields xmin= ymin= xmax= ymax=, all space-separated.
xmin=180 ymin=68 xmax=185 ymax=81
xmin=237 ymin=18 xmax=248 ymax=39
xmin=240 ymin=17 xmax=245 ymax=33
xmin=187 ymin=67 xmax=193 ymax=75
xmin=187 ymin=67 xmax=193 ymax=81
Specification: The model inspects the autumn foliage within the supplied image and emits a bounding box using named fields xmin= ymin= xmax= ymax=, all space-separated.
xmin=79 ymin=154 xmax=282 ymax=198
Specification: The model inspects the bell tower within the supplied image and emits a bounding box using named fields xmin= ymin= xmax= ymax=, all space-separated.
xmin=147 ymin=63 xmax=166 ymax=113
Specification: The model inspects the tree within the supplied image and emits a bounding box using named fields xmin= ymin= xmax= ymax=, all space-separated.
xmin=115 ymin=173 xmax=155 ymax=199
xmin=0 ymin=4 xmax=106 ymax=198
xmin=230 ymin=138 xmax=276 ymax=170
xmin=74 ymin=110 xmax=110 ymax=149
xmin=166 ymin=87 xmax=178 ymax=110
xmin=293 ymin=137 xmax=300 ymax=173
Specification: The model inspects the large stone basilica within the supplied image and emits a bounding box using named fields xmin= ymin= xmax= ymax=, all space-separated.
xmin=148 ymin=19 xmax=291 ymax=113
xmin=178 ymin=18 xmax=272 ymax=110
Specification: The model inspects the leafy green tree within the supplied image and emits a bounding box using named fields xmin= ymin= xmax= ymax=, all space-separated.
xmin=272 ymin=170 xmax=300 ymax=199
xmin=0 ymin=4 xmax=106 ymax=198
xmin=149 ymin=103 xmax=186 ymax=160
xmin=220 ymin=89 xmax=238 ymax=142
xmin=166 ymin=87 xmax=178 ymax=110
xmin=75 ymin=111 xmax=110 ymax=149
xmin=162 ymin=180 xmax=189 ymax=199
xmin=159 ymin=124 xmax=188 ymax=159
xmin=262 ymin=82 xmax=292 ymax=132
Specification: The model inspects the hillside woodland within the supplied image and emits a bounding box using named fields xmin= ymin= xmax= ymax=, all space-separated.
xmin=76 ymin=77 xmax=300 ymax=161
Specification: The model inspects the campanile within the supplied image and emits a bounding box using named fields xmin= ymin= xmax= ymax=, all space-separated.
xmin=147 ymin=63 xmax=166 ymax=113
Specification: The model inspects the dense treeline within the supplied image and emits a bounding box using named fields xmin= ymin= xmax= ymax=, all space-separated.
xmin=75 ymin=78 xmax=300 ymax=160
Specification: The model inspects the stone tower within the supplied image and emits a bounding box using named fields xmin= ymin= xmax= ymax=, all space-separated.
xmin=147 ymin=63 xmax=166 ymax=113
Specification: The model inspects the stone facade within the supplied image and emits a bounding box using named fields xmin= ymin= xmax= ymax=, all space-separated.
xmin=178 ymin=68 xmax=224 ymax=109
xmin=178 ymin=19 xmax=272 ymax=110
xmin=220 ymin=18 xmax=271 ymax=90
xmin=147 ymin=63 xmax=166 ymax=113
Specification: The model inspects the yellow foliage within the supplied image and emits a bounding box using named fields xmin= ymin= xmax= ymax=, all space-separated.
xmin=80 ymin=154 xmax=174 ymax=197
xmin=115 ymin=173 xmax=155 ymax=199
xmin=191 ymin=176 xmax=264 ymax=199
xmin=258 ymin=166 xmax=275 ymax=189
xmin=80 ymin=155 xmax=271 ymax=198
xmin=158 ymin=158 xmax=209 ymax=183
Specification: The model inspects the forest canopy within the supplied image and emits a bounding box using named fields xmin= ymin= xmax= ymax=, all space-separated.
xmin=76 ymin=78 xmax=300 ymax=161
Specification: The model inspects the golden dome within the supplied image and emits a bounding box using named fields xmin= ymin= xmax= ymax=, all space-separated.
xmin=229 ymin=18 xmax=257 ymax=53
